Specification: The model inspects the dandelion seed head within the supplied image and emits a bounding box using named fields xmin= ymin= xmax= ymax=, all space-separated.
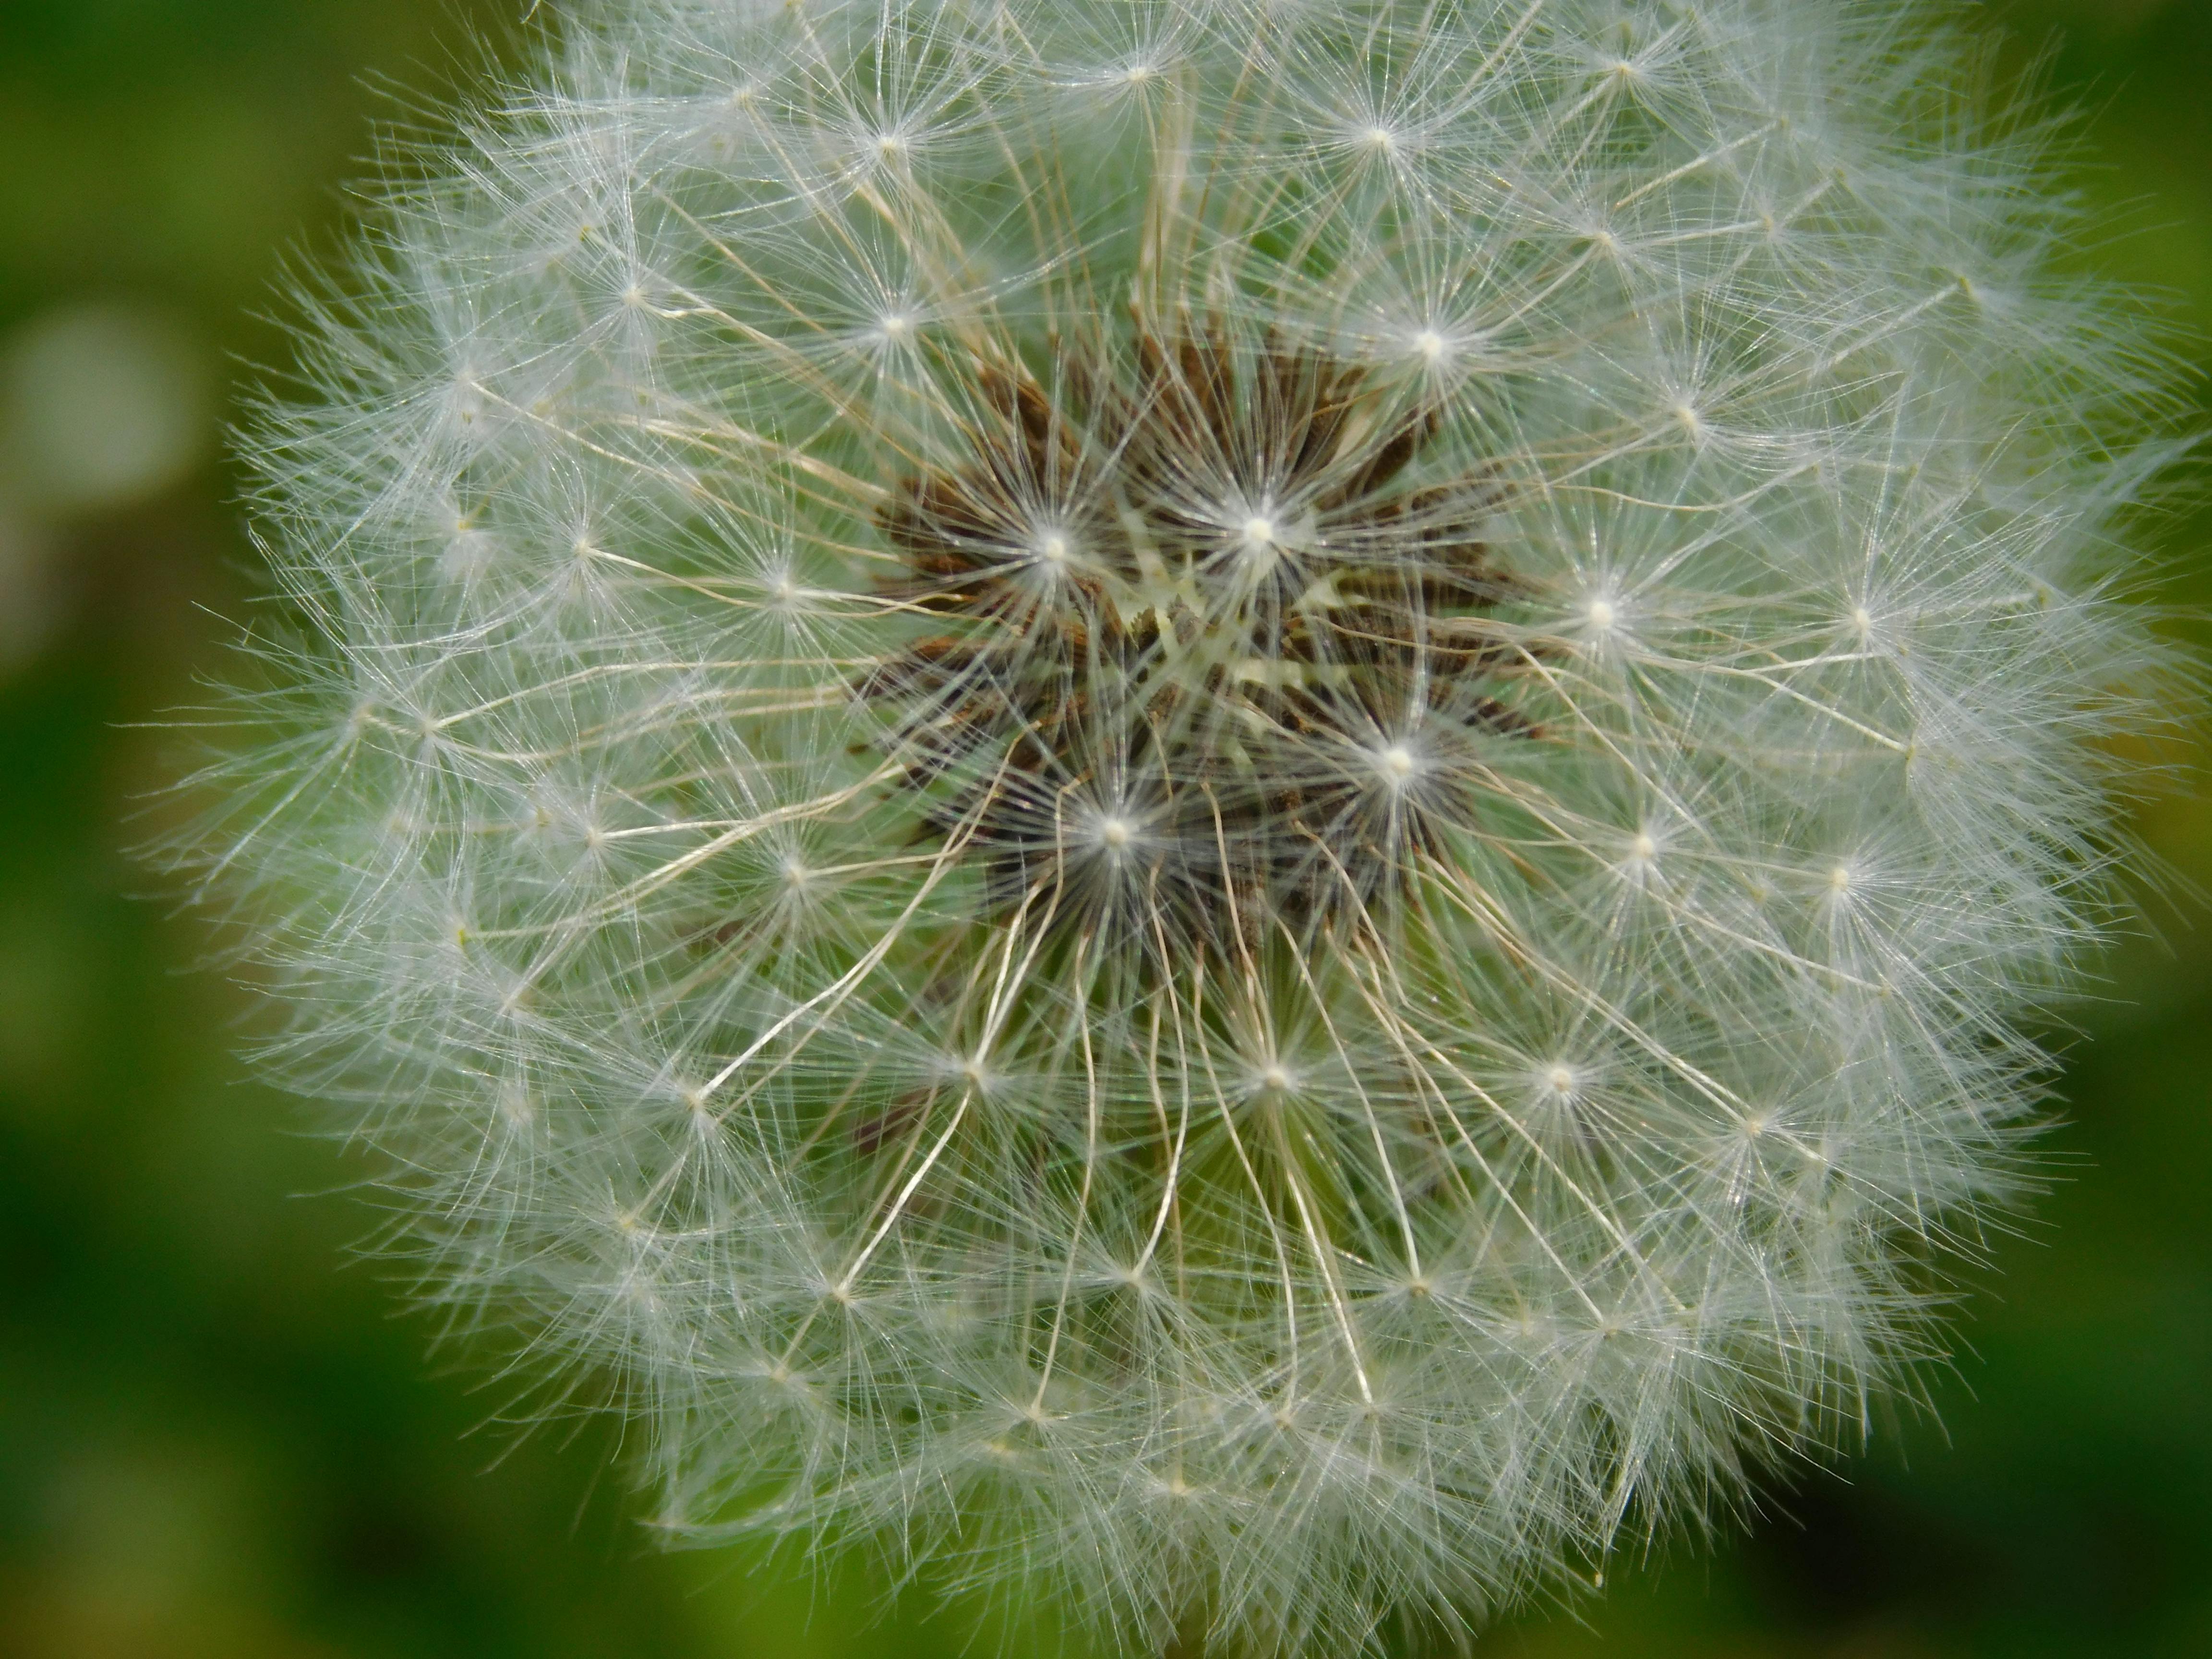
xmin=168 ymin=0 xmax=2190 ymax=1653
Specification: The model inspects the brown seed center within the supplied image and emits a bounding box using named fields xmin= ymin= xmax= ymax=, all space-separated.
xmin=862 ymin=314 xmax=1535 ymax=952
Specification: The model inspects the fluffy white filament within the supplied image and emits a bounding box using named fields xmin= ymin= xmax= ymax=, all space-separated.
xmin=174 ymin=1 xmax=2185 ymax=1652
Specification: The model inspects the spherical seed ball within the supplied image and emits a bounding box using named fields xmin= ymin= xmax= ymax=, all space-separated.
xmin=175 ymin=1 xmax=2186 ymax=1652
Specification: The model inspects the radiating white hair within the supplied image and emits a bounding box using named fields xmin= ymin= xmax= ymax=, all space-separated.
xmin=172 ymin=1 xmax=2188 ymax=1651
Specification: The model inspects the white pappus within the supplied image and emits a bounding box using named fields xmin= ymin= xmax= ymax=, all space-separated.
xmin=171 ymin=1 xmax=2191 ymax=1653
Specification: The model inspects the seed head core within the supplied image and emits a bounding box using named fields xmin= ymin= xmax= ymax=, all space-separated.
xmin=864 ymin=317 xmax=1532 ymax=951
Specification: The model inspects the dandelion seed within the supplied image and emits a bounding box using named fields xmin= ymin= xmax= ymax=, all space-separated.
xmin=166 ymin=2 xmax=2188 ymax=1655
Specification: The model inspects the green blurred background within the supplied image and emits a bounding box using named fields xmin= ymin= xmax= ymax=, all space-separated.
xmin=0 ymin=2 xmax=2204 ymax=1655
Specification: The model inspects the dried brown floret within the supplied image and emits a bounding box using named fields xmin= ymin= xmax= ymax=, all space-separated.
xmin=859 ymin=316 xmax=1536 ymax=951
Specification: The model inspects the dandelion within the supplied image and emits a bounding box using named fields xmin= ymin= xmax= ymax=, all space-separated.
xmin=173 ymin=0 xmax=2189 ymax=1652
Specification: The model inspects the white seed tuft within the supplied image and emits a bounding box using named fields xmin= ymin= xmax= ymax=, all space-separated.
xmin=163 ymin=2 xmax=2189 ymax=1654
